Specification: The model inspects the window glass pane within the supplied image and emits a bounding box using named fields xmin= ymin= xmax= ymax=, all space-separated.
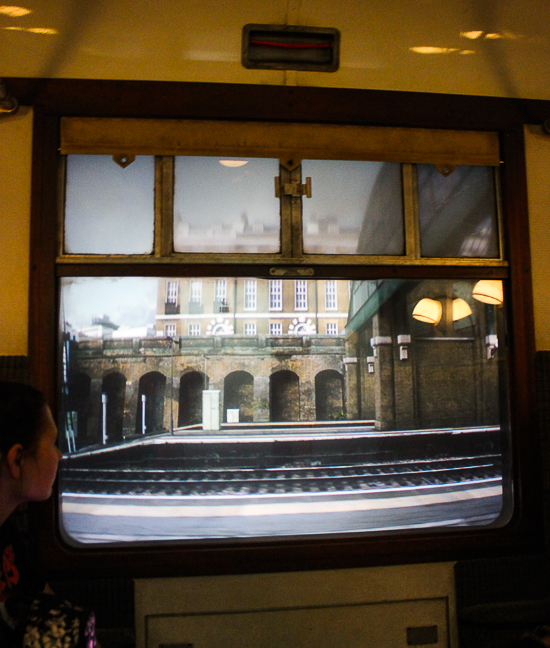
xmin=173 ymin=157 xmax=281 ymax=253
xmin=269 ymin=280 xmax=282 ymax=311
xmin=301 ymin=160 xmax=404 ymax=255
xmin=244 ymin=323 xmax=257 ymax=335
xmin=65 ymin=155 xmax=155 ymax=254
xmin=244 ymin=280 xmax=257 ymax=310
xmin=58 ymin=276 xmax=511 ymax=546
xmin=325 ymin=280 xmax=337 ymax=311
xmin=418 ymin=164 xmax=499 ymax=258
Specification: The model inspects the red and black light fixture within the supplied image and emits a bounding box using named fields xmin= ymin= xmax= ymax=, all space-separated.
xmin=242 ymin=24 xmax=340 ymax=72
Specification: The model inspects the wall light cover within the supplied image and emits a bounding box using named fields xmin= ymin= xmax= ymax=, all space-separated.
xmin=472 ymin=280 xmax=503 ymax=305
xmin=452 ymin=298 xmax=472 ymax=321
xmin=412 ymin=298 xmax=442 ymax=324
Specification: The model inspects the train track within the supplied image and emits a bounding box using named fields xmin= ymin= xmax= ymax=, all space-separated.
xmin=60 ymin=454 xmax=502 ymax=497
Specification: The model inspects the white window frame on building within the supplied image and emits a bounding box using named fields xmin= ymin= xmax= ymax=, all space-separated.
xmin=270 ymin=322 xmax=282 ymax=335
xmin=188 ymin=323 xmax=201 ymax=336
xmin=269 ymin=279 xmax=282 ymax=311
xmin=244 ymin=279 xmax=257 ymax=311
xmin=165 ymin=323 xmax=177 ymax=337
xmin=190 ymin=279 xmax=202 ymax=304
xmin=244 ymin=322 xmax=257 ymax=335
xmin=295 ymin=280 xmax=308 ymax=311
xmin=325 ymin=280 xmax=338 ymax=311
xmin=326 ymin=322 xmax=338 ymax=335
xmin=166 ymin=280 xmax=179 ymax=305
xmin=215 ymin=279 xmax=227 ymax=303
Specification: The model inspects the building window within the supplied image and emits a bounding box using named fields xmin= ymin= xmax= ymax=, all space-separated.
xmin=167 ymin=281 xmax=179 ymax=304
xmin=295 ymin=280 xmax=308 ymax=311
xmin=165 ymin=323 xmax=176 ymax=337
xmin=244 ymin=279 xmax=257 ymax=311
xmin=164 ymin=280 xmax=180 ymax=315
xmin=188 ymin=323 xmax=200 ymax=336
xmin=269 ymin=280 xmax=282 ymax=310
xmin=189 ymin=280 xmax=202 ymax=304
xmin=270 ymin=322 xmax=282 ymax=335
xmin=244 ymin=322 xmax=256 ymax=335
xmin=325 ymin=281 xmax=337 ymax=311
xmin=215 ymin=279 xmax=227 ymax=303
xmin=326 ymin=323 xmax=338 ymax=335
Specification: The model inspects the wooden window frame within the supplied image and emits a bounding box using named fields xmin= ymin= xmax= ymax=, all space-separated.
xmin=6 ymin=76 xmax=541 ymax=578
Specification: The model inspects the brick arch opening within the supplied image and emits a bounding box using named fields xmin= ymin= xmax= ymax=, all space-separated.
xmin=178 ymin=371 xmax=206 ymax=427
xmin=136 ymin=371 xmax=166 ymax=435
xmin=270 ymin=370 xmax=299 ymax=422
xmin=315 ymin=369 xmax=344 ymax=421
xmin=224 ymin=371 xmax=254 ymax=423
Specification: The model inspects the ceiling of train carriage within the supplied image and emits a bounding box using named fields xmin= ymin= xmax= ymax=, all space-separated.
xmin=1 ymin=0 xmax=549 ymax=99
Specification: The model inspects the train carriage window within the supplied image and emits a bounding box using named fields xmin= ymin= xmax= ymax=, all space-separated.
xmin=46 ymin=114 xmax=530 ymax=570
xmin=59 ymin=275 xmax=510 ymax=544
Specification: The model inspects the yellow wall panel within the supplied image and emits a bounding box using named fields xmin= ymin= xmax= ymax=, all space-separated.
xmin=0 ymin=109 xmax=32 ymax=356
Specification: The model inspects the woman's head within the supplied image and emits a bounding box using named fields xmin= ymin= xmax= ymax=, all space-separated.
xmin=0 ymin=382 xmax=61 ymax=507
xmin=0 ymin=381 xmax=47 ymax=455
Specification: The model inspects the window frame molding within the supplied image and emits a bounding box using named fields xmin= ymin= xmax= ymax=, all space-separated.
xmin=12 ymin=76 xmax=541 ymax=579
xmin=55 ymin=120 xmax=506 ymax=268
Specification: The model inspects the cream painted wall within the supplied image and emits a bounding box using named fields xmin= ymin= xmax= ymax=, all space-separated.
xmin=0 ymin=108 xmax=32 ymax=356
xmin=3 ymin=0 xmax=550 ymax=99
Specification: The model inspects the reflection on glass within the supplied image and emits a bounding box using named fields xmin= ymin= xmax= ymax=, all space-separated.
xmin=65 ymin=155 xmax=155 ymax=254
xmin=302 ymin=160 xmax=404 ymax=255
xmin=58 ymin=276 xmax=510 ymax=545
xmin=418 ymin=164 xmax=499 ymax=258
xmin=173 ymin=157 xmax=280 ymax=253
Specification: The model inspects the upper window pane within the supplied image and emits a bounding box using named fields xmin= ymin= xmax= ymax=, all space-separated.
xmin=64 ymin=155 xmax=155 ymax=255
xmin=173 ymin=157 xmax=280 ymax=254
xmin=418 ymin=164 xmax=499 ymax=258
xmin=301 ymin=160 xmax=404 ymax=255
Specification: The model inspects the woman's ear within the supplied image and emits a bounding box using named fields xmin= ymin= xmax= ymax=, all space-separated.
xmin=5 ymin=444 xmax=24 ymax=480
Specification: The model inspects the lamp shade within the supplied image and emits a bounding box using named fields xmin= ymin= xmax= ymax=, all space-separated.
xmin=412 ymin=298 xmax=442 ymax=324
xmin=472 ymin=280 xmax=503 ymax=305
xmin=452 ymin=298 xmax=472 ymax=321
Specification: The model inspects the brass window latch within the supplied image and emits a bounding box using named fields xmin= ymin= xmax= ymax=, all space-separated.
xmin=274 ymin=176 xmax=312 ymax=198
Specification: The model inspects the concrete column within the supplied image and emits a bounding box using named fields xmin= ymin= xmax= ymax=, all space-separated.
xmin=372 ymin=306 xmax=395 ymax=431
xmin=393 ymin=334 xmax=415 ymax=430
xmin=358 ymin=336 xmax=376 ymax=420
xmin=124 ymin=377 xmax=139 ymax=438
xmin=344 ymin=334 xmax=359 ymax=420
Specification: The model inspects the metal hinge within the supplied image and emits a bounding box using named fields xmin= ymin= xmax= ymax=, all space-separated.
xmin=274 ymin=176 xmax=312 ymax=198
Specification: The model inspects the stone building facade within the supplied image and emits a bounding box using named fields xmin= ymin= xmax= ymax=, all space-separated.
xmin=64 ymin=278 xmax=351 ymax=448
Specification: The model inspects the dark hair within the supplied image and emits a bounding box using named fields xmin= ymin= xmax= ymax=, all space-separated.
xmin=0 ymin=381 xmax=47 ymax=455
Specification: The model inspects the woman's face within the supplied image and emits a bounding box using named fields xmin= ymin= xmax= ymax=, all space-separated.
xmin=20 ymin=405 xmax=62 ymax=502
